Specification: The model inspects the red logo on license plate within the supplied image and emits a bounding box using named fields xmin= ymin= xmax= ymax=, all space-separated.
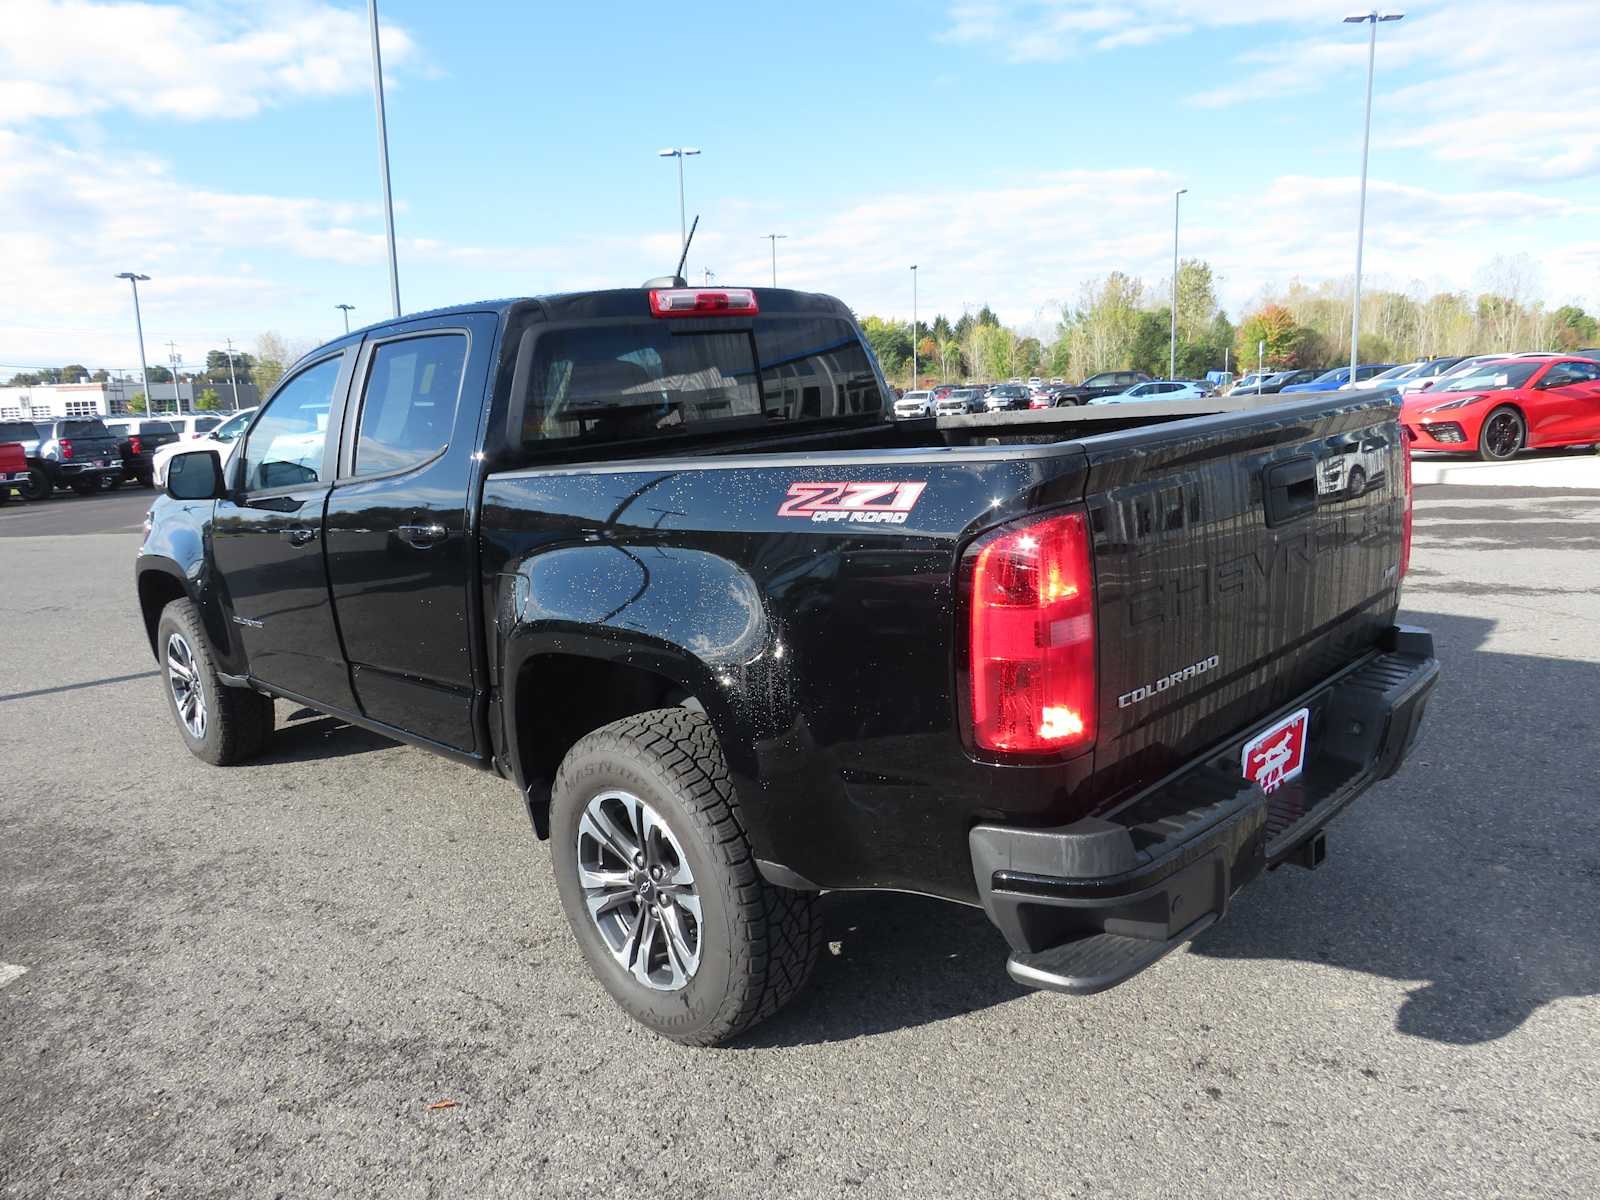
xmin=1241 ymin=707 xmax=1309 ymax=794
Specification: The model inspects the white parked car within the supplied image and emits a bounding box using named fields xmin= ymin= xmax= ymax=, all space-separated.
xmin=1087 ymin=380 xmax=1209 ymax=405
xmin=152 ymin=407 xmax=256 ymax=486
xmin=893 ymin=390 xmax=935 ymax=419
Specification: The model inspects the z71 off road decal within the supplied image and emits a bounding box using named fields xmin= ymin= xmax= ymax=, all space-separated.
xmin=778 ymin=481 xmax=927 ymax=525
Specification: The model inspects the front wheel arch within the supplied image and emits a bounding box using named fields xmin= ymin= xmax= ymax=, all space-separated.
xmin=1477 ymin=404 xmax=1526 ymax=461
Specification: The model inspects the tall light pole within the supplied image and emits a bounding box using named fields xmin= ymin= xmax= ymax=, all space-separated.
xmin=336 ymin=303 xmax=355 ymax=334
xmin=224 ymin=336 xmax=241 ymax=411
xmin=762 ymin=233 xmax=787 ymax=286
xmin=368 ymin=0 xmax=401 ymax=318
xmin=1344 ymin=10 xmax=1404 ymax=377
xmin=114 ymin=272 xmax=151 ymax=413
xmin=910 ymin=265 xmax=919 ymax=388
xmin=657 ymin=148 xmax=701 ymax=264
xmin=1170 ymin=187 xmax=1187 ymax=381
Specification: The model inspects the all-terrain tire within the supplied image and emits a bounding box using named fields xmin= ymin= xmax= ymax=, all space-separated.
xmin=156 ymin=599 xmax=275 ymax=766
xmin=549 ymin=707 xmax=823 ymax=1046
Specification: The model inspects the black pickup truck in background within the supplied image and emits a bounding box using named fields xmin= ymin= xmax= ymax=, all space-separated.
xmin=27 ymin=419 xmax=125 ymax=497
xmin=1052 ymin=369 xmax=1152 ymax=406
xmin=104 ymin=418 xmax=181 ymax=487
xmin=137 ymin=285 xmax=1438 ymax=1045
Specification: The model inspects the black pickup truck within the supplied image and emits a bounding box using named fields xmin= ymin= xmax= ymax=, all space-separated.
xmin=1053 ymin=369 xmax=1152 ymax=406
xmin=136 ymin=285 xmax=1437 ymax=1045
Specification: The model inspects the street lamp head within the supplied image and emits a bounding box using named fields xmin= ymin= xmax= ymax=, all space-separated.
xmin=910 ymin=264 xmax=918 ymax=271
xmin=682 ymin=148 xmax=701 ymax=157
xmin=115 ymin=271 xmax=150 ymax=282
xmin=1176 ymin=188 xmax=1188 ymax=196
xmin=1344 ymin=10 xmax=1403 ymax=20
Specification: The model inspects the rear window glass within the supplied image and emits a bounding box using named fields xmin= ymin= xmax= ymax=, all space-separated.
xmin=60 ymin=420 xmax=111 ymax=438
xmin=140 ymin=421 xmax=177 ymax=434
xmin=521 ymin=317 xmax=883 ymax=447
xmin=0 ymin=421 xmax=36 ymax=441
xmin=192 ymin=417 xmax=222 ymax=433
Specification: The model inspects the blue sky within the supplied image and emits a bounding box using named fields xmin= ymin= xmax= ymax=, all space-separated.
xmin=3 ymin=0 xmax=1597 ymax=372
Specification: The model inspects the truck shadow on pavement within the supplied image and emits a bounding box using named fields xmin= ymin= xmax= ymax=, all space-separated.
xmin=1188 ymin=608 xmax=1599 ymax=1046
xmin=250 ymin=710 xmax=397 ymax=765
xmin=748 ymin=609 xmax=1598 ymax=1048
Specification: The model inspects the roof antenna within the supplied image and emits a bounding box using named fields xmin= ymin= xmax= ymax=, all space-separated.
xmin=643 ymin=214 xmax=698 ymax=289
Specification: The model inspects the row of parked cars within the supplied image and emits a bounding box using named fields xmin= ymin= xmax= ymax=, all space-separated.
xmin=893 ymin=371 xmax=1221 ymax=419
xmin=0 ymin=410 xmax=256 ymax=502
xmin=1229 ymin=350 xmax=1600 ymax=461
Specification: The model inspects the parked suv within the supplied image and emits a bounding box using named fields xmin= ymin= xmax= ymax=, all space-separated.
xmin=104 ymin=418 xmax=181 ymax=488
xmin=28 ymin=419 xmax=125 ymax=496
xmin=0 ymin=419 xmax=40 ymax=499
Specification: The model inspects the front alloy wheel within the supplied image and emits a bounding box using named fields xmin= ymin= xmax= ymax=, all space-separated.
xmin=577 ymin=789 xmax=701 ymax=990
xmin=1479 ymin=407 xmax=1525 ymax=461
xmin=166 ymin=632 xmax=207 ymax=739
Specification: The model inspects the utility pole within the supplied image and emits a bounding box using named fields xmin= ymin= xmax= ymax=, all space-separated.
xmin=368 ymin=0 xmax=401 ymax=317
xmin=762 ymin=233 xmax=787 ymax=286
xmin=114 ymin=272 xmax=152 ymax=413
xmin=224 ymin=336 xmax=241 ymax=411
xmin=166 ymin=340 xmax=182 ymax=414
xmin=1344 ymin=10 xmax=1404 ymax=377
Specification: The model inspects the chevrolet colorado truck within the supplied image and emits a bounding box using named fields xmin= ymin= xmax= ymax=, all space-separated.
xmin=136 ymin=285 xmax=1438 ymax=1045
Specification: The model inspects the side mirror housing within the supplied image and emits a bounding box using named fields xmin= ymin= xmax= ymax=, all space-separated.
xmin=166 ymin=450 xmax=228 ymax=500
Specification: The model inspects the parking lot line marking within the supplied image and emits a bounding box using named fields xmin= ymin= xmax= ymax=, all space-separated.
xmin=0 ymin=963 xmax=27 ymax=990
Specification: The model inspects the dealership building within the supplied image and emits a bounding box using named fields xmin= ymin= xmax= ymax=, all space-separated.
xmin=0 ymin=379 xmax=256 ymax=421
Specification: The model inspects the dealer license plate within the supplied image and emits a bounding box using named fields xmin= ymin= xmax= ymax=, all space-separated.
xmin=1241 ymin=707 xmax=1309 ymax=794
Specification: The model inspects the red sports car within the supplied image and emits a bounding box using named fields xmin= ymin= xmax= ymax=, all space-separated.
xmin=1401 ymin=355 xmax=1600 ymax=460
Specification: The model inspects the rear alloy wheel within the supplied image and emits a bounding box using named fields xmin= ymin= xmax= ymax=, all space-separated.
xmin=550 ymin=708 xmax=823 ymax=1046
xmin=1478 ymin=406 xmax=1525 ymax=461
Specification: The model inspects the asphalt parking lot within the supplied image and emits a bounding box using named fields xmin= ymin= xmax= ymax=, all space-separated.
xmin=2 ymin=481 xmax=1598 ymax=1199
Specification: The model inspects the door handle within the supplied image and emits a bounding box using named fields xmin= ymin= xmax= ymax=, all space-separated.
xmin=398 ymin=522 xmax=448 ymax=548
xmin=285 ymin=526 xmax=318 ymax=546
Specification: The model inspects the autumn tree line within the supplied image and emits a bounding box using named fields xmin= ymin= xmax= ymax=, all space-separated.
xmin=860 ymin=256 xmax=1600 ymax=388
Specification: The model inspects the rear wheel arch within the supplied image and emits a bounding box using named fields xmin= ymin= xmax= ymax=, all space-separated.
xmin=506 ymin=649 xmax=734 ymax=838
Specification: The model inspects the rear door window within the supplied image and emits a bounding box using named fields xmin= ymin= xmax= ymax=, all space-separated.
xmin=354 ymin=333 xmax=467 ymax=475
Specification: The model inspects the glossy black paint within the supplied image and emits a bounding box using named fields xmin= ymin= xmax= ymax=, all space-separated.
xmin=323 ymin=312 xmax=501 ymax=753
xmin=136 ymin=289 xmax=1419 ymax=909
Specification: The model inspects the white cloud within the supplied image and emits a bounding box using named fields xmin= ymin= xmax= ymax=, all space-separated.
xmin=943 ymin=1 xmax=1600 ymax=184
xmin=0 ymin=0 xmax=419 ymax=122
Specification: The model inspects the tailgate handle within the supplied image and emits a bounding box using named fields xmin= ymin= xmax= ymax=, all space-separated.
xmin=1263 ymin=456 xmax=1317 ymax=526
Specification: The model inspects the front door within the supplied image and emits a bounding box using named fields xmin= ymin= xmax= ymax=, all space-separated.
xmin=323 ymin=316 xmax=493 ymax=753
xmin=210 ymin=349 xmax=358 ymax=711
xmin=1532 ymin=359 xmax=1600 ymax=445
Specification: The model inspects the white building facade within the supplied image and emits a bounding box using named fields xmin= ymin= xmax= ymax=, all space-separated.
xmin=0 ymin=380 xmax=198 ymax=420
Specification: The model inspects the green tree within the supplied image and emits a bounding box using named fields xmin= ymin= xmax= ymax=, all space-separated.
xmin=6 ymin=372 xmax=41 ymax=385
xmin=253 ymin=332 xmax=290 ymax=395
xmin=1552 ymin=304 xmax=1599 ymax=349
xmin=976 ymin=304 xmax=1000 ymax=329
xmin=59 ymin=363 xmax=89 ymax=383
xmin=196 ymin=387 xmax=221 ymax=411
xmin=128 ymin=392 xmax=148 ymax=414
xmin=859 ymin=316 xmax=912 ymax=382
xmin=147 ymin=365 xmax=174 ymax=383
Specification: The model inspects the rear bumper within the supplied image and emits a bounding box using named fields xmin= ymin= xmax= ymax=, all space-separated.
xmin=969 ymin=625 xmax=1439 ymax=995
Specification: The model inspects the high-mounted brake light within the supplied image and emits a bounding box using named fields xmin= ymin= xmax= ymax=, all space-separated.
xmin=1400 ymin=439 xmax=1414 ymax=580
xmin=966 ymin=510 xmax=1097 ymax=756
xmin=649 ymin=288 xmax=760 ymax=318
xmin=59 ymin=438 xmax=74 ymax=460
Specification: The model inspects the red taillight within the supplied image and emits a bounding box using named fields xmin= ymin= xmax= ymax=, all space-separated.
xmin=128 ymin=435 xmax=143 ymax=455
xmin=1400 ymin=439 xmax=1414 ymax=580
xmin=59 ymin=438 xmax=73 ymax=459
xmin=967 ymin=510 xmax=1097 ymax=756
xmin=649 ymin=288 xmax=760 ymax=318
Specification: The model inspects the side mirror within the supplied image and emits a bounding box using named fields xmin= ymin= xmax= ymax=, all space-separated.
xmin=166 ymin=449 xmax=228 ymax=500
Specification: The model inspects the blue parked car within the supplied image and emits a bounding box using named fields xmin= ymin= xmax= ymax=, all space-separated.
xmin=1280 ymin=364 xmax=1396 ymax=393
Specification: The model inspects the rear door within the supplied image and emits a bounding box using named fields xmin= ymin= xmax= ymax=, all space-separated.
xmin=210 ymin=349 xmax=359 ymax=710
xmin=1083 ymin=393 xmax=1405 ymax=802
xmin=323 ymin=313 xmax=496 ymax=753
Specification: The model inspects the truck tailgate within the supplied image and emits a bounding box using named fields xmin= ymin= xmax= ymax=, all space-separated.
xmin=1083 ymin=393 xmax=1407 ymax=803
